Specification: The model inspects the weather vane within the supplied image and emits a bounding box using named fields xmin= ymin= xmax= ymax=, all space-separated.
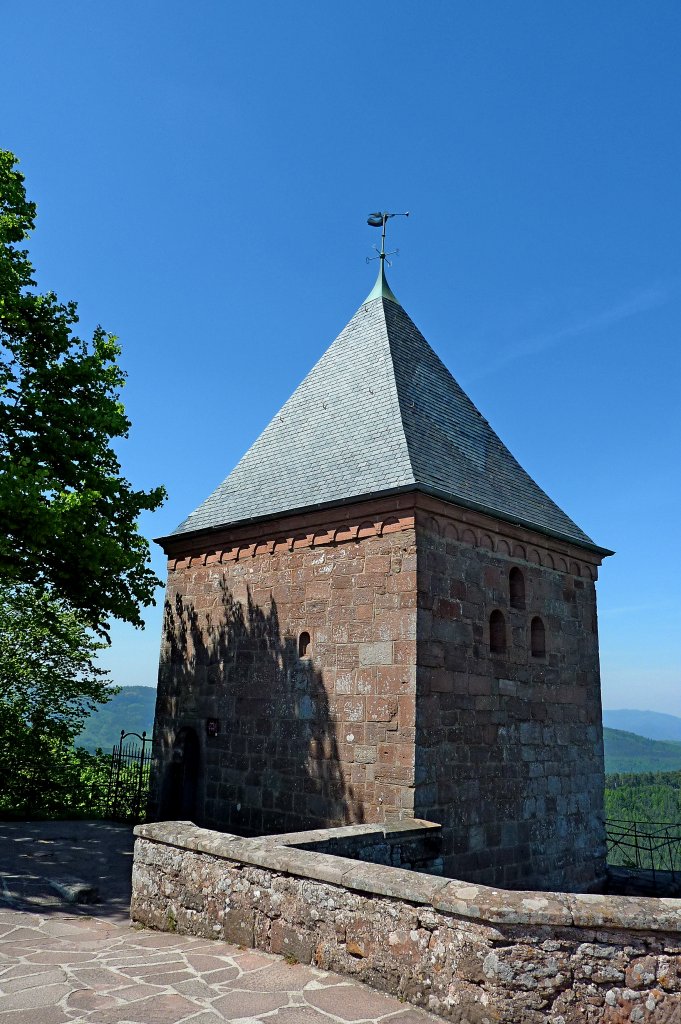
xmin=366 ymin=211 xmax=410 ymax=266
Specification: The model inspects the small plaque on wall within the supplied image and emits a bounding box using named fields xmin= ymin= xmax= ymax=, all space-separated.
xmin=206 ymin=718 xmax=220 ymax=738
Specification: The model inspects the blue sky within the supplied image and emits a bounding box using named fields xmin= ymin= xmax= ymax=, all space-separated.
xmin=2 ymin=2 xmax=679 ymax=712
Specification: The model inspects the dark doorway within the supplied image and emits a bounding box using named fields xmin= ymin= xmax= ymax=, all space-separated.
xmin=159 ymin=726 xmax=200 ymax=822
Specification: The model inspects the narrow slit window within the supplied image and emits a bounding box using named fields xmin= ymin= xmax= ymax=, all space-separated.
xmin=531 ymin=617 xmax=546 ymax=658
xmin=489 ymin=610 xmax=506 ymax=655
xmin=298 ymin=631 xmax=311 ymax=658
xmin=509 ymin=567 xmax=525 ymax=609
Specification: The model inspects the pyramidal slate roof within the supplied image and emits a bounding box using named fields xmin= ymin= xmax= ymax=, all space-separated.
xmin=169 ymin=270 xmax=601 ymax=551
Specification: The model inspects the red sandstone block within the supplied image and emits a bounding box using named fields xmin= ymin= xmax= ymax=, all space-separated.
xmin=395 ymin=745 xmax=414 ymax=768
xmin=366 ymin=695 xmax=398 ymax=722
xmin=376 ymin=665 xmax=415 ymax=690
xmin=364 ymin=554 xmax=391 ymax=573
xmin=313 ymin=643 xmax=336 ymax=665
xmin=389 ymin=570 xmax=417 ymax=593
xmin=348 ymin=621 xmax=374 ymax=643
xmin=350 ymin=762 xmax=374 ymax=784
xmin=375 ymin=765 xmax=413 ymax=785
xmin=330 ymin=622 xmax=349 ymax=643
xmin=378 ymin=743 xmax=395 ymax=764
xmin=356 ymin=571 xmax=390 ymax=591
xmin=393 ymin=640 xmax=416 ymax=666
xmin=398 ymin=694 xmax=416 ymax=726
xmin=305 ymin=581 xmax=331 ymax=600
xmin=355 ymin=603 xmax=374 ymax=621
xmin=355 ymin=667 xmax=376 ymax=689
xmin=372 ymin=610 xmax=416 ymax=641
xmin=364 ymin=722 xmax=387 ymax=743
xmin=302 ymin=605 xmax=328 ymax=625
xmin=374 ymin=593 xmax=400 ymax=609
xmin=339 ymin=697 xmax=365 ymax=723
xmin=331 ymin=574 xmax=353 ymax=589
xmin=355 ymin=675 xmax=372 ymax=696
xmin=401 ymin=553 xmax=417 ymax=572
xmin=336 ymin=644 xmax=359 ymax=669
xmin=312 ymin=563 xmax=334 ymax=579
xmin=334 ymin=670 xmax=354 ymax=695
xmin=374 ymin=782 xmax=400 ymax=806
xmin=335 ymin=557 xmax=365 ymax=575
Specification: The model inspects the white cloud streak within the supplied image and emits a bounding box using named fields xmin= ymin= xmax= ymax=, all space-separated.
xmin=470 ymin=283 xmax=671 ymax=379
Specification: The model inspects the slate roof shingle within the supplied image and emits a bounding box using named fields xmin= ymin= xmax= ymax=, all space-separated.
xmin=169 ymin=288 xmax=602 ymax=551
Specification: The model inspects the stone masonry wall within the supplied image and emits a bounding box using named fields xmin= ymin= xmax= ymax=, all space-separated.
xmin=414 ymin=501 xmax=606 ymax=892
xmin=263 ymin=818 xmax=444 ymax=873
xmin=132 ymin=823 xmax=681 ymax=1024
xmin=150 ymin=499 xmax=419 ymax=835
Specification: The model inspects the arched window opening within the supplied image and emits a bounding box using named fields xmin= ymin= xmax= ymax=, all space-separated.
xmin=298 ymin=631 xmax=311 ymax=658
xmin=509 ymin=567 xmax=525 ymax=609
xmin=489 ymin=610 xmax=506 ymax=655
xmin=531 ymin=617 xmax=546 ymax=659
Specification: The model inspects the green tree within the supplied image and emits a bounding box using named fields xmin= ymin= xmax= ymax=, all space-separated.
xmin=0 ymin=582 xmax=116 ymax=817
xmin=0 ymin=150 xmax=165 ymax=631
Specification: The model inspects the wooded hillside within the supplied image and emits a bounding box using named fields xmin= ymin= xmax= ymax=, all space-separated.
xmin=75 ymin=686 xmax=156 ymax=753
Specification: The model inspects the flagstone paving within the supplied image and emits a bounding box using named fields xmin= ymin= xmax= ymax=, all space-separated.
xmin=0 ymin=822 xmax=437 ymax=1023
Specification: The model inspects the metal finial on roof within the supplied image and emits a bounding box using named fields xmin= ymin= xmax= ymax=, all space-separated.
xmin=365 ymin=211 xmax=409 ymax=304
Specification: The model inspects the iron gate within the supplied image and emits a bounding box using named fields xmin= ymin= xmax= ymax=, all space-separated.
xmin=105 ymin=730 xmax=152 ymax=823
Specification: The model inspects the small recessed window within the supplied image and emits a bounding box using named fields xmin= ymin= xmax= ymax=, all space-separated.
xmin=509 ymin=567 xmax=525 ymax=610
xmin=531 ymin=617 xmax=546 ymax=659
xmin=298 ymin=631 xmax=311 ymax=658
xmin=489 ymin=610 xmax=506 ymax=655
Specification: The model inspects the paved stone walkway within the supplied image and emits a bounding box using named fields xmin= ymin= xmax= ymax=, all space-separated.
xmin=0 ymin=822 xmax=436 ymax=1023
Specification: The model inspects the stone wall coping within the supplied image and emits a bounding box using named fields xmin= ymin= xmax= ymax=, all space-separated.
xmin=134 ymin=821 xmax=681 ymax=933
xmin=260 ymin=818 xmax=441 ymax=848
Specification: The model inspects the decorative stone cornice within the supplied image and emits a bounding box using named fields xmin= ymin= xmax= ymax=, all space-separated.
xmin=162 ymin=492 xmax=604 ymax=580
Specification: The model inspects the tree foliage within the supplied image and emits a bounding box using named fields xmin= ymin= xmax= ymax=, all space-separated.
xmin=605 ymin=771 xmax=681 ymax=824
xmin=0 ymin=582 xmax=117 ymax=816
xmin=0 ymin=150 xmax=165 ymax=630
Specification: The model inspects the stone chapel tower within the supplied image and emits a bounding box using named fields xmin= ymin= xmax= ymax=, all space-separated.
xmin=150 ymin=251 xmax=611 ymax=892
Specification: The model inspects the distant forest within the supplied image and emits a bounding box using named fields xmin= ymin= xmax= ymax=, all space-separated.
xmin=75 ymin=686 xmax=156 ymax=753
xmin=605 ymin=771 xmax=681 ymax=824
xmin=603 ymin=727 xmax=681 ymax=774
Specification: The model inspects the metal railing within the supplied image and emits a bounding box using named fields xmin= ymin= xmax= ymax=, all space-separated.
xmin=606 ymin=818 xmax=681 ymax=889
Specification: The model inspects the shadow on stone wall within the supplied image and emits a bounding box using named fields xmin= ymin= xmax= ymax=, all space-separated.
xmin=153 ymin=579 xmax=364 ymax=834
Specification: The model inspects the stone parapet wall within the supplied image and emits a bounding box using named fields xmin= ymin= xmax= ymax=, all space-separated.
xmin=132 ymin=822 xmax=681 ymax=1023
xmin=247 ymin=818 xmax=444 ymax=873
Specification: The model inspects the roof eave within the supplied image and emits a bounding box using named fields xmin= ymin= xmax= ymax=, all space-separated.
xmin=155 ymin=484 xmax=613 ymax=559
xmin=415 ymin=483 xmax=614 ymax=558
